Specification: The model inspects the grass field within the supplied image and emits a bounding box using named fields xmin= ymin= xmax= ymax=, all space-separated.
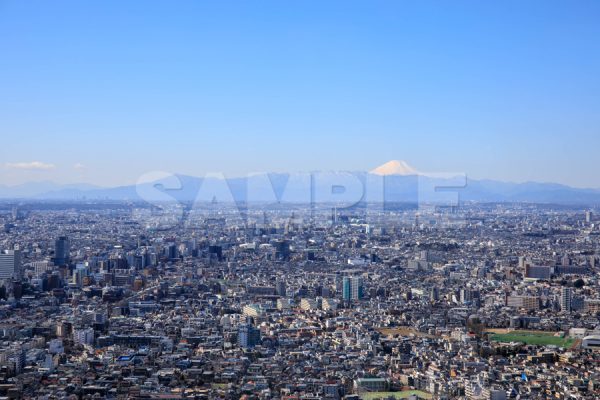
xmin=490 ymin=331 xmax=574 ymax=347
xmin=360 ymin=390 xmax=432 ymax=399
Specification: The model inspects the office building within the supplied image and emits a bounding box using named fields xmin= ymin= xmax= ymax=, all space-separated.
xmin=53 ymin=236 xmax=70 ymax=266
xmin=0 ymin=250 xmax=21 ymax=280
xmin=73 ymin=327 xmax=95 ymax=346
xmin=238 ymin=324 xmax=261 ymax=348
xmin=342 ymin=276 xmax=363 ymax=301
xmin=561 ymin=287 xmax=572 ymax=312
xmin=506 ymin=295 xmax=540 ymax=310
xmin=276 ymin=280 xmax=286 ymax=297
xmin=524 ymin=265 xmax=551 ymax=280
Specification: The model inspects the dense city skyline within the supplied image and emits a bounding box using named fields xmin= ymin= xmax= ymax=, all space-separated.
xmin=2 ymin=200 xmax=600 ymax=399
xmin=2 ymin=3 xmax=600 ymax=398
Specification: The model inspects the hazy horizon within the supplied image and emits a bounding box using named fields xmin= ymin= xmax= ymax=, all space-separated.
xmin=2 ymin=159 xmax=600 ymax=192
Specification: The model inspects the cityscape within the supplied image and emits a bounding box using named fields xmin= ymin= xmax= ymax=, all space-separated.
xmin=1 ymin=195 xmax=600 ymax=399
xmin=2 ymin=1 xmax=600 ymax=399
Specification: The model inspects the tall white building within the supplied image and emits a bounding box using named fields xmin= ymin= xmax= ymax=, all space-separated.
xmin=31 ymin=260 xmax=54 ymax=276
xmin=561 ymin=287 xmax=573 ymax=312
xmin=73 ymin=327 xmax=95 ymax=346
xmin=0 ymin=250 xmax=21 ymax=280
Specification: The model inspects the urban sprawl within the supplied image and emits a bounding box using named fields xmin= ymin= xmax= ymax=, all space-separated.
xmin=1 ymin=202 xmax=600 ymax=399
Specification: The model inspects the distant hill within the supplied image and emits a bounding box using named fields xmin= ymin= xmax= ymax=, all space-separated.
xmin=1 ymin=173 xmax=599 ymax=205
xmin=0 ymin=181 xmax=101 ymax=199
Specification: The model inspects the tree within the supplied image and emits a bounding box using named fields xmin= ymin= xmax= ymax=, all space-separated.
xmin=574 ymin=279 xmax=585 ymax=288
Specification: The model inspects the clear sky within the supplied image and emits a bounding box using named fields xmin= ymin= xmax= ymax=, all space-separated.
xmin=1 ymin=0 xmax=599 ymax=187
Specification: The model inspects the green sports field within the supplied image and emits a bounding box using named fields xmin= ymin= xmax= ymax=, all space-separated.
xmin=490 ymin=331 xmax=574 ymax=347
xmin=360 ymin=390 xmax=432 ymax=399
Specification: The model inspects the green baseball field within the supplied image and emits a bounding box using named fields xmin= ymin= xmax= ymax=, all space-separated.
xmin=360 ymin=390 xmax=432 ymax=399
xmin=489 ymin=331 xmax=574 ymax=347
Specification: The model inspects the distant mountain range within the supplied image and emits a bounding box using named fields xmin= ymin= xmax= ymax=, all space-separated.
xmin=0 ymin=182 xmax=101 ymax=199
xmin=2 ymin=161 xmax=600 ymax=205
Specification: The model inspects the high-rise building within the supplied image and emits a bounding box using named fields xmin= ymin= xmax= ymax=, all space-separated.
xmin=586 ymin=210 xmax=593 ymax=224
xmin=459 ymin=288 xmax=472 ymax=304
xmin=5 ymin=345 xmax=25 ymax=374
xmin=274 ymin=240 xmax=290 ymax=261
xmin=0 ymin=250 xmax=21 ymax=280
xmin=342 ymin=276 xmax=351 ymax=301
xmin=167 ymin=243 xmax=178 ymax=260
xmin=561 ymin=287 xmax=572 ymax=312
xmin=208 ymin=245 xmax=222 ymax=262
xmin=276 ymin=280 xmax=286 ymax=297
xmin=73 ymin=327 xmax=95 ymax=346
xmin=524 ymin=264 xmax=551 ymax=280
xmin=238 ymin=324 xmax=261 ymax=348
xmin=53 ymin=236 xmax=70 ymax=266
xmin=342 ymin=276 xmax=363 ymax=301
xmin=31 ymin=260 xmax=53 ymax=276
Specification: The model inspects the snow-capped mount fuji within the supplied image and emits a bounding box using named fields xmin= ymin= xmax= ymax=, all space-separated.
xmin=370 ymin=160 xmax=419 ymax=176
xmin=2 ymin=162 xmax=600 ymax=204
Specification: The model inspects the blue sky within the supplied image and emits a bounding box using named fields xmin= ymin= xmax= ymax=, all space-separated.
xmin=1 ymin=0 xmax=599 ymax=187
